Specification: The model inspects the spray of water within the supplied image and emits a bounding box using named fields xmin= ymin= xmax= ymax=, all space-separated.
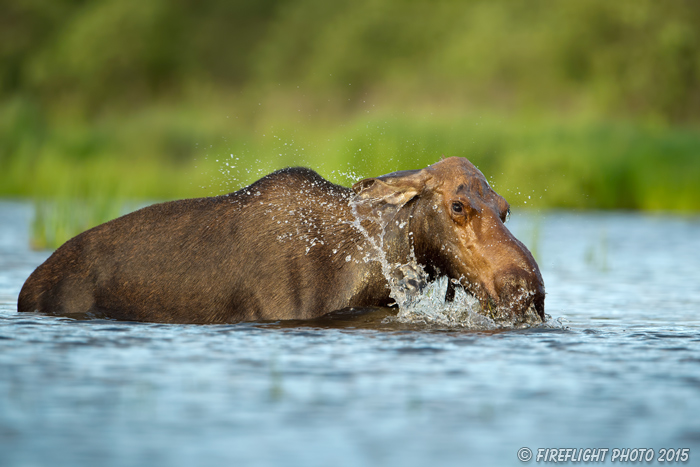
xmin=348 ymin=195 xmax=563 ymax=330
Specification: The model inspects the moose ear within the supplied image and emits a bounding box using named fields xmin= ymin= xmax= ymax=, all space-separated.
xmin=352 ymin=169 xmax=428 ymax=206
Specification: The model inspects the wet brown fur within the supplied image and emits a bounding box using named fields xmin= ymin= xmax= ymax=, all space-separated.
xmin=18 ymin=157 xmax=544 ymax=323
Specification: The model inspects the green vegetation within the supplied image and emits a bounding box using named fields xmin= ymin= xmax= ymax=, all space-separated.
xmin=5 ymin=102 xmax=698 ymax=210
xmin=1 ymin=0 xmax=699 ymax=248
xmin=30 ymin=197 xmax=126 ymax=250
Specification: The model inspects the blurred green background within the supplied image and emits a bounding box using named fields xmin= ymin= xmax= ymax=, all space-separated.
xmin=2 ymin=0 xmax=699 ymax=246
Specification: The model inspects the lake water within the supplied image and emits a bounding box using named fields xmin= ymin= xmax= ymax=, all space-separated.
xmin=1 ymin=200 xmax=699 ymax=466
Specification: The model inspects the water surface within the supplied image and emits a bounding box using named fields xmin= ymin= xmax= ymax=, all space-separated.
xmin=1 ymin=201 xmax=699 ymax=466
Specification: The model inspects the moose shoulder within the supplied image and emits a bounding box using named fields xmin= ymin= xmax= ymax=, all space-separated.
xmin=18 ymin=157 xmax=545 ymax=324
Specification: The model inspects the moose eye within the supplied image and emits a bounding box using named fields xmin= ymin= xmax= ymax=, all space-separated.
xmin=451 ymin=202 xmax=463 ymax=214
xmin=502 ymin=207 xmax=511 ymax=223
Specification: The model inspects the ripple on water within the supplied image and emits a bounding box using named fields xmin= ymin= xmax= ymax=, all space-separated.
xmin=2 ymin=204 xmax=700 ymax=466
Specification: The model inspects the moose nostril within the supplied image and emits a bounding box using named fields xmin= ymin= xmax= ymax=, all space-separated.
xmin=533 ymin=287 xmax=545 ymax=320
xmin=494 ymin=269 xmax=544 ymax=318
xmin=494 ymin=270 xmax=526 ymax=298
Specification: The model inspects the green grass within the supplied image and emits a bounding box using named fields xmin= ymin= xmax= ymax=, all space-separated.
xmin=5 ymin=1 xmax=700 ymax=251
xmin=1 ymin=100 xmax=699 ymax=249
xmin=30 ymin=197 xmax=128 ymax=250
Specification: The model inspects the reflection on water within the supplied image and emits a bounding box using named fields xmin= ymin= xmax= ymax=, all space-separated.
xmin=1 ymin=201 xmax=699 ymax=466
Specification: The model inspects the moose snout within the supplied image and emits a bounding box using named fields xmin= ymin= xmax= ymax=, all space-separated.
xmin=493 ymin=267 xmax=546 ymax=320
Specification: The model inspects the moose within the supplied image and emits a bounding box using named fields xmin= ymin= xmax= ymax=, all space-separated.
xmin=18 ymin=157 xmax=545 ymax=324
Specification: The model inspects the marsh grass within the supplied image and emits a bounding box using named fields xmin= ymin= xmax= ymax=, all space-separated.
xmin=6 ymin=1 xmax=700 ymax=251
xmin=31 ymin=197 xmax=130 ymax=251
xmin=524 ymin=216 xmax=542 ymax=263
xmin=584 ymin=230 xmax=610 ymax=273
xmin=2 ymin=102 xmax=698 ymax=249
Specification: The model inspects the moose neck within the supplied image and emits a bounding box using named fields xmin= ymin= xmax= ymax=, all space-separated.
xmin=379 ymin=201 xmax=416 ymax=266
xmin=327 ymin=195 xmax=418 ymax=308
xmin=350 ymin=198 xmax=417 ymax=269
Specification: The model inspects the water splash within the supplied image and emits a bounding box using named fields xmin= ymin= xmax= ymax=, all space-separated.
xmin=386 ymin=274 xmax=565 ymax=330
xmin=390 ymin=275 xmax=497 ymax=329
xmin=348 ymin=196 xmax=490 ymax=329
xmin=348 ymin=195 xmax=562 ymax=331
xmin=347 ymin=196 xmax=403 ymax=287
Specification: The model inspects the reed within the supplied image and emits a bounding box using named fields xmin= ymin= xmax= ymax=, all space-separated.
xmin=2 ymin=103 xmax=698 ymax=249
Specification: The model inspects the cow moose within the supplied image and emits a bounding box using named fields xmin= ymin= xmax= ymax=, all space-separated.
xmin=18 ymin=157 xmax=545 ymax=324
